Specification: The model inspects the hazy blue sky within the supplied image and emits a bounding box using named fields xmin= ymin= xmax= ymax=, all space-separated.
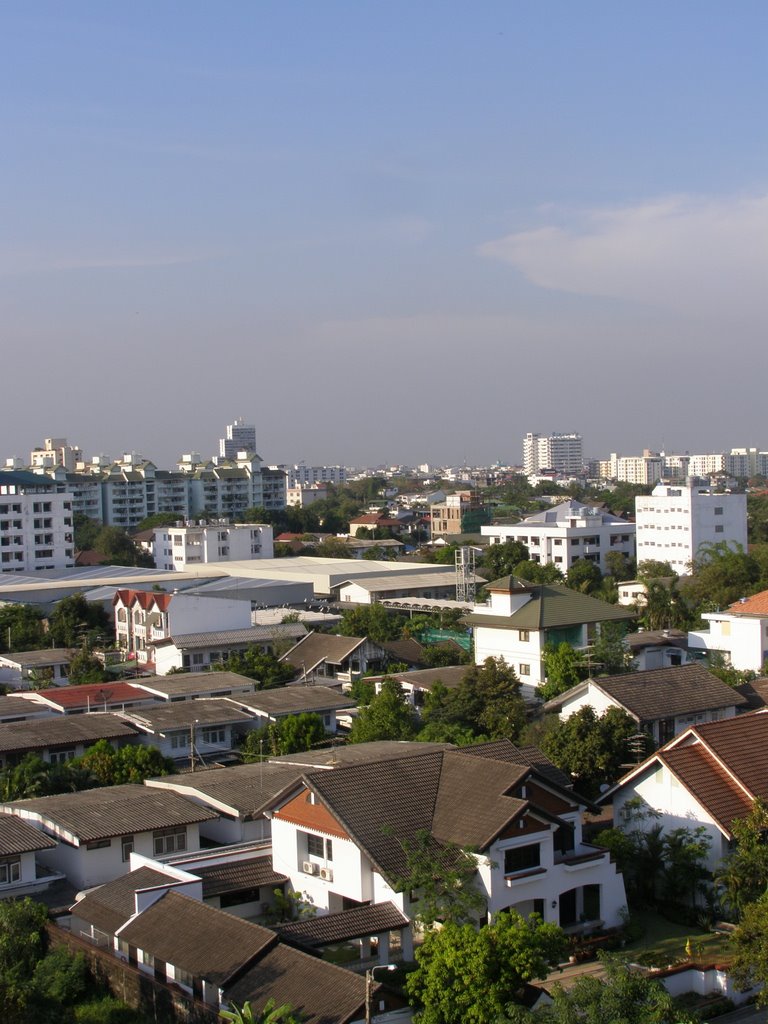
xmin=2 ymin=2 xmax=767 ymax=468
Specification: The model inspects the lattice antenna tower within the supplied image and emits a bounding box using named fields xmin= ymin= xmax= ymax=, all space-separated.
xmin=455 ymin=546 xmax=476 ymax=603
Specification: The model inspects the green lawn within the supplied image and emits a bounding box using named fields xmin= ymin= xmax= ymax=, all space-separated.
xmin=622 ymin=910 xmax=733 ymax=967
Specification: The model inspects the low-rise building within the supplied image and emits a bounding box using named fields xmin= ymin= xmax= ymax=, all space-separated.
xmin=123 ymin=698 xmax=261 ymax=766
xmin=1 ymin=784 xmax=217 ymax=889
xmin=150 ymin=622 xmax=307 ymax=676
xmin=688 ymin=590 xmax=768 ymax=673
xmin=482 ymin=500 xmax=635 ymax=575
xmin=0 ymin=648 xmax=78 ymax=689
xmin=463 ymin=576 xmax=634 ymax=693
xmin=0 ymin=713 xmax=140 ymax=770
xmin=0 ymin=814 xmax=60 ymax=900
xmin=280 ymin=633 xmax=387 ymax=684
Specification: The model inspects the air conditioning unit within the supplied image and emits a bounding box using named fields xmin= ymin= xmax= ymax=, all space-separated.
xmin=319 ymin=867 xmax=333 ymax=882
xmin=302 ymin=861 xmax=319 ymax=875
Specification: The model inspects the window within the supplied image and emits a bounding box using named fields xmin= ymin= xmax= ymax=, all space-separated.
xmin=49 ymin=749 xmax=75 ymax=765
xmin=175 ymin=968 xmax=194 ymax=989
xmin=519 ymin=629 xmax=530 ymax=642
xmin=519 ymin=664 xmax=530 ymax=676
xmin=170 ymin=732 xmax=189 ymax=749
xmin=142 ymin=950 xmax=155 ymax=968
xmin=0 ymin=857 xmax=20 ymax=884
xmin=504 ymin=843 xmax=541 ymax=874
xmin=715 ymin=525 xmax=724 ymax=533
xmin=121 ymin=836 xmax=134 ymax=863
xmin=305 ymin=833 xmax=333 ymax=860
xmin=714 ymin=507 xmax=723 ymax=515
xmin=153 ymin=828 xmax=187 ymax=855
xmin=202 ymin=727 xmax=225 ymax=744
xmin=86 ymin=839 xmax=111 ymax=851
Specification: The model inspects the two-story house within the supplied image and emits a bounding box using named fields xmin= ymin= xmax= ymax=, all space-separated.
xmin=266 ymin=741 xmax=627 ymax=953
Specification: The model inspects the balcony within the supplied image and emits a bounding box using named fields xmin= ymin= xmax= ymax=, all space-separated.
xmin=554 ymin=845 xmax=610 ymax=871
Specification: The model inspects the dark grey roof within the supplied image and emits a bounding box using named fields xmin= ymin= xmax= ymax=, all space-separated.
xmin=462 ymin=738 xmax=574 ymax=790
xmin=367 ymin=665 xmax=469 ymax=690
xmin=168 ymin=623 xmax=308 ymax=650
xmin=4 ymin=784 xmax=217 ymax=842
xmin=0 ymin=649 xmax=77 ymax=668
xmin=0 ymin=695 xmax=54 ymax=719
xmin=146 ymin=762 xmax=306 ymax=817
xmin=71 ymin=866 xmax=174 ymax=934
xmin=117 ymin=891 xmax=275 ymax=986
xmin=0 ymin=814 xmax=56 ymax=855
xmin=196 ymin=856 xmax=288 ymax=898
xmin=275 ymin=901 xmax=408 ymax=946
xmin=625 ymin=629 xmax=688 ymax=650
xmin=0 ymin=713 xmax=139 ymax=755
xmin=232 ymin=685 xmax=354 ymax=717
xmin=556 ymin=663 xmax=749 ymax=722
xmin=280 ymin=633 xmax=366 ymax=672
xmin=124 ymin=698 xmax=256 ymax=733
xmin=223 ymin=942 xmax=369 ymax=1024
xmin=269 ymin=740 xmax=454 ymax=769
xmin=133 ymin=671 xmax=257 ymax=699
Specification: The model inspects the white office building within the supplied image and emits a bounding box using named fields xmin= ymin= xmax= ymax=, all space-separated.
xmin=635 ymin=481 xmax=748 ymax=576
xmin=482 ymin=500 xmax=635 ymax=574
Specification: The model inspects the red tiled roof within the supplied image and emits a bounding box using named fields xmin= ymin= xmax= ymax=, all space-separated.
xmin=113 ymin=589 xmax=172 ymax=612
xmin=660 ymin=743 xmax=753 ymax=836
xmin=24 ymin=682 xmax=148 ymax=710
xmin=727 ymin=591 xmax=768 ymax=616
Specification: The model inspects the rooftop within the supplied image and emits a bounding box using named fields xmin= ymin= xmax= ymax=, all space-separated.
xmin=125 ymin=698 xmax=258 ymax=733
xmin=133 ymin=671 xmax=257 ymax=699
xmin=0 ymin=814 xmax=57 ymax=856
xmin=0 ymin=713 xmax=139 ymax=755
xmin=4 ymin=783 xmax=217 ymax=842
xmin=465 ymin=582 xmax=635 ymax=630
xmin=280 ymin=633 xmax=367 ymax=672
xmin=146 ymin=762 xmax=306 ymax=817
xmin=232 ymin=685 xmax=354 ymax=717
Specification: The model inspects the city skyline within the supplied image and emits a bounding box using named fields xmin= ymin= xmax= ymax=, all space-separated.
xmin=2 ymin=2 xmax=767 ymax=465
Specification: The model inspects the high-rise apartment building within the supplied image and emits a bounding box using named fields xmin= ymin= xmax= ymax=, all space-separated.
xmin=219 ymin=417 xmax=257 ymax=460
xmin=523 ymin=432 xmax=583 ymax=476
xmin=635 ymin=481 xmax=748 ymax=576
xmin=0 ymin=471 xmax=75 ymax=573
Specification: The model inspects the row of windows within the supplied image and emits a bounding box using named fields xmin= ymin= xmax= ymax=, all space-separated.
xmin=85 ymin=828 xmax=186 ymax=858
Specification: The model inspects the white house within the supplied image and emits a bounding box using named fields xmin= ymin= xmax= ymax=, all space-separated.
xmin=0 ymin=813 xmax=61 ymax=900
xmin=122 ymin=698 xmax=262 ymax=766
xmin=113 ymin=589 xmax=252 ymax=664
xmin=481 ymin=500 xmax=635 ymax=575
xmin=635 ymin=481 xmax=748 ymax=576
xmin=603 ymin=710 xmax=768 ymax=876
xmin=152 ymin=521 xmax=274 ymax=571
xmin=463 ymin=576 xmax=635 ymax=694
xmin=0 ymin=713 xmax=141 ymax=770
xmin=0 ymin=784 xmax=217 ymax=889
xmin=0 ymin=648 xmax=78 ymax=689
xmin=266 ymin=741 xmax=628 ymax=951
xmin=688 ymin=590 xmax=768 ymax=673
xmin=544 ymin=663 xmax=748 ymax=748
xmin=151 ymin=622 xmax=307 ymax=676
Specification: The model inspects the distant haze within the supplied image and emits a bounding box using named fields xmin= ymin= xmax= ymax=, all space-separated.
xmin=2 ymin=3 xmax=767 ymax=467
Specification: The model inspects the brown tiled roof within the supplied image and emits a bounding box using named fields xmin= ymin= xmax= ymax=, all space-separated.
xmin=195 ymin=856 xmax=288 ymax=899
xmin=275 ymin=901 xmax=408 ymax=946
xmin=0 ymin=814 xmax=56 ymax=856
xmin=461 ymin=739 xmax=574 ymax=791
xmin=117 ymin=891 xmax=275 ymax=986
xmin=5 ymin=783 xmax=217 ymax=842
xmin=71 ymin=866 xmax=174 ymax=934
xmin=378 ymin=638 xmax=429 ymax=665
xmin=223 ymin=942 xmax=369 ymax=1024
xmin=294 ymin=747 xmax=572 ymax=883
xmin=589 ymin=663 xmax=748 ymax=722
xmin=0 ymin=713 xmax=139 ymax=755
xmin=660 ymin=744 xmax=753 ymax=836
xmin=735 ymin=678 xmax=768 ymax=710
xmin=694 ymin=711 xmax=768 ymax=802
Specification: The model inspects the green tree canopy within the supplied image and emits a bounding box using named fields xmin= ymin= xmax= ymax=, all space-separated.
xmin=241 ymin=713 xmax=328 ymax=759
xmin=480 ymin=540 xmax=530 ymax=581
xmin=215 ymin=649 xmax=296 ymax=688
xmin=67 ymin=643 xmax=110 ymax=685
xmin=539 ymin=643 xmax=586 ymax=701
xmin=730 ymin=895 xmax=768 ymax=1004
xmin=349 ymin=676 xmax=416 ymax=743
xmin=539 ymin=706 xmax=637 ymax=797
xmin=0 ymin=603 xmax=46 ymax=653
xmin=335 ymin=602 xmax=406 ymax=643
xmin=537 ymin=953 xmax=698 ymax=1023
xmin=565 ymin=559 xmax=603 ymax=594
xmin=48 ymin=593 xmax=110 ymax=648
xmin=715 ymin=798 xmax=768 ymax=919
xmin=407 ymin=911 xmax=567 ymax=1024
xmin=686 ymin=541 xmax=760 ymax=611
